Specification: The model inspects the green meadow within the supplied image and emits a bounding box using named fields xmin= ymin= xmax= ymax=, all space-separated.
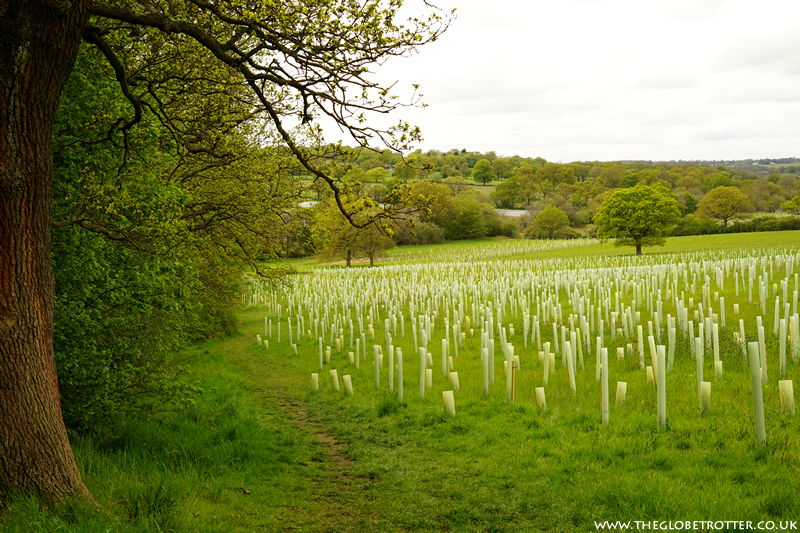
xmin=3 ymin=232 xmax=800 ymax=532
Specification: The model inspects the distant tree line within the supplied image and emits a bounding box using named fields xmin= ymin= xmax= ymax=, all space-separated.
xmin=291 ymin=147 xmax=800 ymax=263
xmin=315 ymin=147 xmax=800 ymax=217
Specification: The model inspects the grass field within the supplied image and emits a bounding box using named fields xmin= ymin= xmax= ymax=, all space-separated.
xmin=232 ymin=315 xmax=800 ymax=531
xmin=310 ymin=230 xmax=800 ymax=268
xmin=3 ymin=232 xmax=800 ymax=532
xmin=240 ymin=231 xmax=800 ymax=530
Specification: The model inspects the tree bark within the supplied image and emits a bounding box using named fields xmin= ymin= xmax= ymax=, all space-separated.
xmin=0 ymin=0 xmax=91 ymax=501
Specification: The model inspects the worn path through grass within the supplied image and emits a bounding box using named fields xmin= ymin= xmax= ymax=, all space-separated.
xmin=6 ymin=232 xmax=800 ymax=532
xmin=0 ymin=333 xmax=383 ymax=533
xmin=203 ymin=334 xmax=378 ymax=532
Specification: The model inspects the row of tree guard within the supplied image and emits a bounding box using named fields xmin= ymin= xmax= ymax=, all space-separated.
xmin=245 ymin=246 xmax=800 ymax=445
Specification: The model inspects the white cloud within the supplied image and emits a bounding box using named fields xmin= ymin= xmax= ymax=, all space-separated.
xmin=318 ymin=0 xmax=800 ymax=161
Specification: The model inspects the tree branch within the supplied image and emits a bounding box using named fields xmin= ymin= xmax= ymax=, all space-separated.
xmin=88 ymin=0 xmax=453 ymax=229
xmin=82 ymin=24 xmax=143 ymax=134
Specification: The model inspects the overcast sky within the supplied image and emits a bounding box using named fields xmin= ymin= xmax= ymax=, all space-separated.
xmin=344 ymin=0 xmax=800 ymax=163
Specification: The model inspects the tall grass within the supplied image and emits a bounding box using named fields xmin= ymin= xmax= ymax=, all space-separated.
xmin=0 ymin=339 xmax=355 ymax=532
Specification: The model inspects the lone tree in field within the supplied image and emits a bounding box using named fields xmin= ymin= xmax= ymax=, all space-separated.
xmin=393 ymin=161 xmax=418 ymax=184
xmin=472 ymin=159 xmax=495 ymax=185
xmin=318 ymin=202 xmax=362 ymax=267
xmin=358 ymin=225 xmax=396 ymax=267
xmin=593 ymin=185 xmax=681 ymax=255
xmin=696 ymin=186 xmax=754 ymax=229
xmin=0 ymin=0 xmax=450 ymax=503
xmin=318 ymin=200 xmax=395 ymax=267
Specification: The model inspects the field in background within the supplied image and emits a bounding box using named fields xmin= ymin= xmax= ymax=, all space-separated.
xmin=307 ymin=230 xmax=800 ymax=268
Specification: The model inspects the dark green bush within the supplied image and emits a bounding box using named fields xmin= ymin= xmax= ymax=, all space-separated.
xmin=672 ymin=214 xmax=721 ymax=236
xmin=414 ymin=221 xmax=447 ymax=244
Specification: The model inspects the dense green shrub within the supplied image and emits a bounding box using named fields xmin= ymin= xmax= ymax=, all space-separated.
xmin=671 ymin=214 xmax=721 ymax=236
xmin=524 ymin=223 xmax=581 ymax=240
xmin=52 ymin=226 xmax=205 ymax=440
xmin=413 ymin=222 xmax=447 ymax=244
xmin=673 ymin=213 xmax=800 ymax=236
xmin=486 ymin=218 xmax=518 ymax=238
xmin=727 ymin=215 xmax=800 ymax=233
xmin=49 ymin=42 xmax=274 ymax=442
xmin=446 ymin=198 xmax=487 ymax=240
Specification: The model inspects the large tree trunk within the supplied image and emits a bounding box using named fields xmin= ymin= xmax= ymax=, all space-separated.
xmin=0 ymin=0 xmax=91 ymax=501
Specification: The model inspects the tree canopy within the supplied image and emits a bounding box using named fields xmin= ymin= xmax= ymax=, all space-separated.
xmin=696 ymin=186 xmax=754 ymax=229
xmin=526 ymin=206 xmax=570 ymax=239
xmin=0 ymin=0 xmax=452 ymax=503
xmin=443 ymin=197 xmax=485 ymax=240
xmin=472 ymin=159 xmax=495 ymax=185
xmin=317 ymin=199 xmax=395 ymax=267
xmin=407 ymin=181 xmax=457 ymax=228
xmin=324 ymin=148 xmax=800 ymax=214
xmin=781 ymin=196 xmax=800 ymax=216
xmin=538 ymin=163 xmax=575 ymax=198
xmin=393 ymin=161 xmax=418 ymax=184
xmin=593 ymin=185 xmax=681 ymax=254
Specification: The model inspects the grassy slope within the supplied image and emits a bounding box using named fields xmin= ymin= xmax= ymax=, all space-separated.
xmin=3 ymin=231 xmax=800 ymax=532
xmin=236 ymin=231 xmax=800 ymax=530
